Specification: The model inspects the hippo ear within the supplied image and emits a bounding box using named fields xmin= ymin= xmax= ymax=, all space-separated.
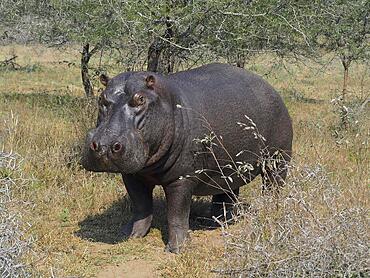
xmin=100 ymin=74 xmax=110 ymax=87
xmin=145 ymin=75 xmax=156 ymax=89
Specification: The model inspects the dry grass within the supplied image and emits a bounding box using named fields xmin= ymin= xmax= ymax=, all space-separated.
xmin=0 ymin=44 xmax=369 ymax=277
xmin=0 ymin=44 xmax=83 ymax=95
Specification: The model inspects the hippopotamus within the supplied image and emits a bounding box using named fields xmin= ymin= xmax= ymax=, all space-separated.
xmin=82 ymin=63 xmax=293 ymax=253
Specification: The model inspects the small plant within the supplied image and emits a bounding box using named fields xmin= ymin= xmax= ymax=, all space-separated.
xmin=59 ymin=208 xmax=70 ymax=223
xmin=330 ymin=94 xmax=369 ymax=144
xmin=21 ymin=63 xmax=42 ymax=73
xmin=189 ymin=114 xmax=288 ymax=194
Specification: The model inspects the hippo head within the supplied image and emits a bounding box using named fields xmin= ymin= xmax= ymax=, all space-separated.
xmin=82 ymin=72 xmax=175 ymax=174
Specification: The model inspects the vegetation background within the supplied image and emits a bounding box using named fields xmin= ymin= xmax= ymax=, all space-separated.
xmin=0 ymin=0 xmax=368 ymax=277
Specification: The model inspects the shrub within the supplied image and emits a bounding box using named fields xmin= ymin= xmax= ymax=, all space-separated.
xmin=331 ymin=95 xmax=369 ymax=136
xmin=214 ymin=162 xmax=369 ymax=277
xmin=189 ymin=114 xmax=369 ymax=277
xmin=0 ymin=152 xmax=33 ymax=278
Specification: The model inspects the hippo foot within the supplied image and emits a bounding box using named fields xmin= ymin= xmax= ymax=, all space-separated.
xmin=122 ymin=214 xmax=153 ymax=238
xmin=164 ymin=231 xmax=190 ymax=254
xmin=164 ymin=243 xmax=180 ymax=254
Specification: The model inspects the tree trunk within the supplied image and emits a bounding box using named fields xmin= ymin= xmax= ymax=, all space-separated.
xmin=147 ymin=17 xmax=175 ymax=74
xmin=163 ymin=16 xmax=175 ymax=74
xmin=340 ymin=56 xmax=351 ymax=129
xmin=236 ymin=53 xmax=246 ymax=68
xmin=341 ymin=56 xmax=351 ymax=101
xmin=147 ymin=38 xmax=162 ymax=72
xmin=342 ymin=65 xmax=349 ymax=98
xmin=81 ymin=44 xmax=93 ymax=97
xmin=81 ymin=43 xmax=101 ymax=97
xmin=236 ymin=59 xmax=245 ymax=68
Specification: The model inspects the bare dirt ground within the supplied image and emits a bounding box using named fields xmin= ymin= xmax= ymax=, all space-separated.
xmin=90 ymin=226 xmax=225 ymax=277
xmin=97 ymin=258 xmax=158 ymax=278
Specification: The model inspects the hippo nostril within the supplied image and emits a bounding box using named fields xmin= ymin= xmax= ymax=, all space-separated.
xmin=112 ymin=142 xmax=123 ymax=153
xmin=90 ymin=141 xmax=99 ymax=152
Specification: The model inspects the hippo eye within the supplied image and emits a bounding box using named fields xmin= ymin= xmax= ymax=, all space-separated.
xmin=131 ymin=93 xmax=146 ymax=107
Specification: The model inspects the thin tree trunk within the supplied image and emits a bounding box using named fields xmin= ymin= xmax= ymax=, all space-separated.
xmin=236 ymin=59 xmax=245 ymax=68
xmin=81 ymin=43 xmax=101 ymax=97
xmin=147 ymin=17 xmax=175 ymax=74
xmin=343 ymin=65 xmax=349 ymax=98
xmin=81 ymin=44 xmax=93 ymax=97
xmin=341 ymin=56 xmax=351 ymax=101
xmin=147 ymin=38 xmax=162 ymax=72
xmin=163 ymin=16 xmax=175 ymax=74
xmin=340 ymin=56 xmax=351 ymax=129
xmin=236 ymin=53 xmax=245 ymax=68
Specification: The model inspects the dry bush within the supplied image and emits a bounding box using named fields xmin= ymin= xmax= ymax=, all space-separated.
xmin=0 ymin=152 xmax=33 ymax=278
xmin=213 ymin=162 xmax=369 ymax=277
xmin=184 ymin=112 xmax=369 ymax=277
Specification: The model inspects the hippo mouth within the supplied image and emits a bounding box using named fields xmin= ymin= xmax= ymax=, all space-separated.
xmin=82 ymin=147 xmax=148 ymax=174
xmin=81 ymin=144 xmax=123 ymax=173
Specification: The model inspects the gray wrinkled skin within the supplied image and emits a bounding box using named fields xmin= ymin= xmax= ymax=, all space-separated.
xmin=82 ymin=63 xmax=293 ymax=253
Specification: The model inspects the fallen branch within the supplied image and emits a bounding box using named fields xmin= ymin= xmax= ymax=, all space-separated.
xmin=0 ymin=56 xmax=21 ymax=70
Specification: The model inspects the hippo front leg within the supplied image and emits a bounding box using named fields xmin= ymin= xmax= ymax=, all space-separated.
xmin=164 ymin=180 xmax=194 ymax=253
xmin=122 ymin=175 xmax=154 ymax=238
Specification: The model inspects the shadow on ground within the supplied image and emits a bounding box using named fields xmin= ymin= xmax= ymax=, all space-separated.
xmin=75 ymin=195 xmax=214 ymax=245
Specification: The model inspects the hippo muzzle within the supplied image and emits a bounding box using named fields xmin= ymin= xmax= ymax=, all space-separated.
xmin=82 ymin=127 xmax=149 ymax=174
